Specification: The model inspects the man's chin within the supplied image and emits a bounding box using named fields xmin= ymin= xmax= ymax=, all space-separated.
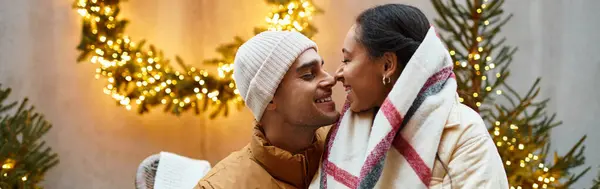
xmin=322 ymin=111 xmax=340 ymax=126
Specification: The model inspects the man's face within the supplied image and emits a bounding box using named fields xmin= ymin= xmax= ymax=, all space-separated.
xmin=270 ymin=48 xmax=339 ymax=128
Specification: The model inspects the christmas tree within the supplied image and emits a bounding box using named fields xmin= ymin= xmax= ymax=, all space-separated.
xmin=0 ymin=85 xmax=59 ymax=188
xmin=431 ymin=0 xmax=592 ymax=188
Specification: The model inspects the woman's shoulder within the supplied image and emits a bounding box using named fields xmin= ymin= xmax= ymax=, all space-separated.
xmin=440 ymin=102 xmax=493 ymax=154
xmin=448 ymin=103 xmax=490 ymax=139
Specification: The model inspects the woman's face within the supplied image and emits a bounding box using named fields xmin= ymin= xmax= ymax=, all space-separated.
xmin=336 ymin=24 xmax=388 ymax=112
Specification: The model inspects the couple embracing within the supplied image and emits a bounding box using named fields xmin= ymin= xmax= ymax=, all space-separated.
xmin=195 ymin=4 xmax=508 ymax=189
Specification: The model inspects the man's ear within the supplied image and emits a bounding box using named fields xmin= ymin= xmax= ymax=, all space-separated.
xmin=266 ymin=100 xmax=277 ymax=111
xmin=382 ymin=52 xmax=399 ymax=77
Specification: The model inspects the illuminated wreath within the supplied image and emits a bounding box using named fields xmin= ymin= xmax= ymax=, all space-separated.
xmin=73 ymin=0 xmax=321 ymax=118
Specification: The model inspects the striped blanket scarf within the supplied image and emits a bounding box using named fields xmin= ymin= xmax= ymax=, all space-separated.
xmin=310 ymin=27 xmax=457 ymax=189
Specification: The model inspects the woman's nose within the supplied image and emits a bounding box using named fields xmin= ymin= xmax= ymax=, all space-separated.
xmin=334 ymin=65 xmax=344 ymax=83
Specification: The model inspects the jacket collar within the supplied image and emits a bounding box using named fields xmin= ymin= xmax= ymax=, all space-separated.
xmin=445 ymin=94 xmax=462 ymax=128
xmin=249 ymin=127 xmax=324 ymax=188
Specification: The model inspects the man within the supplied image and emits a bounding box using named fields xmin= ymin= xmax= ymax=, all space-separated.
xmin=195 ymin=31 xmax=339 ymax=189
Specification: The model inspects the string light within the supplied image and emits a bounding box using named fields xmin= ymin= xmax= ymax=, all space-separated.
xmin=2 ymin=159 xmax=15 ymax=170
xmin=73 ymin=0 xmax=319 ymax=116
xmin=265 ymin=0 xmax=316 ymax=33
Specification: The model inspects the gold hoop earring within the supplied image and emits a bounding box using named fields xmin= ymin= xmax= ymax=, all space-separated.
xmin=382 ymin=76 xmax=391 ymax=85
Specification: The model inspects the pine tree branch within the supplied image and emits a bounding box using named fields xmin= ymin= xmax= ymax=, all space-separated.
xmin=591 ymin=169 xmax=600 ymax=189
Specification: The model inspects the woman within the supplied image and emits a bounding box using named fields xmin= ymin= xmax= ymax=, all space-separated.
xmin=310 ymin=4 xmax=508 ymax=189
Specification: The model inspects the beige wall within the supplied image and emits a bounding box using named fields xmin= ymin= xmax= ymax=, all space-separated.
xmin=0 ymin=0 xmax=598 ymax=188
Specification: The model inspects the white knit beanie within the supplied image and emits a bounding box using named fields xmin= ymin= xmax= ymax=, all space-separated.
xmin=233 ymin=31 xmax=317 ymax=121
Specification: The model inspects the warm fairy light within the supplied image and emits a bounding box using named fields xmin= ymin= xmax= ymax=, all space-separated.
xmin=72 ymin=0 xmax=321 ymax=116
xmin=265 ymin=0 xmax=315 ymax=33
xmin=2 ymin=159 xmax=15 ymax=170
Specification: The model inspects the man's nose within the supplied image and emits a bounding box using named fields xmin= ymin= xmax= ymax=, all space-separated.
xmin=320 ymin=71 xmax=336 ymax=88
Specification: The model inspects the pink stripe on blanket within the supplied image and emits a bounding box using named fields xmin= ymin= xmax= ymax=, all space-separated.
xmin=393 ymin=135 xmax=432 ymax=187
xmin=420 ymin=67 xmax=454 ymax=94
xmin=324 ymin=160 xmax=359 ymax=188
xmin=358 ymin=99 xmax=403 ymax=179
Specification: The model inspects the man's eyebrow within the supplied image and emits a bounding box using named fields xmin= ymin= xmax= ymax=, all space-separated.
xmin=296 ymin=59 xmax=320 ymax=72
